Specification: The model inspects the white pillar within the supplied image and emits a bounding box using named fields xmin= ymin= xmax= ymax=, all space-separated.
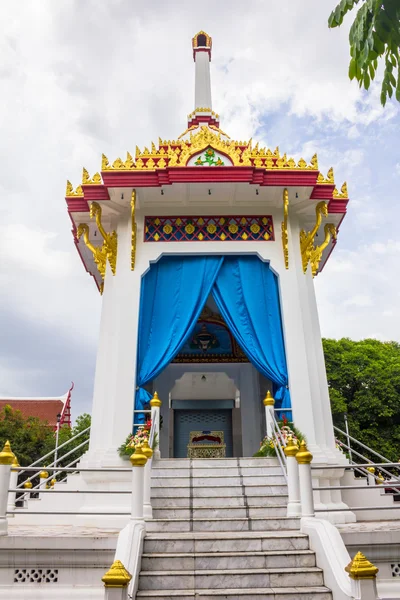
xmin=130 ymin=446 xmax=147 ymax=521
xmin=194 ymin=48 xmax=212 ymax=109
xmin=7 ymin=456 xmax=19 ymax=516
xmin=284 ymin=437 xmax=301 ymax=517
xmin=85 ymin=211 xmax=141 ymax=466
xmin=263 ymin=391 xmax=275 ymax=438
xmin=296 ymin=440 xmax=315 ymax=518
xmin=0 ymin=441 xmax=15 ymax=535
xmin=141 ymin=440 xmax=153 ymax=519
xmin=150 ymin=392 xmax=162 ymax=460
xmin=39 ymin=469 xmax=49 ymax=494
xmin=102 ymin=560 xmax=132 ymax=600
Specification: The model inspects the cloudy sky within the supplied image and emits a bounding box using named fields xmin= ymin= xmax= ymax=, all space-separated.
xmin=1 ymin=0 xmax=399 ymax=418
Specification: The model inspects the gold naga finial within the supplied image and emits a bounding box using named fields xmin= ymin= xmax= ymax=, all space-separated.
xmin=76 ymin=223 xmax=107 ymax=289
xmin=101 ymin=154 xmax=110 ymax=170
xmin=317 ymin=167 xmax=335 ymax=185
xmin=345 ymin=552 xmax=379 ymax=579
xmin=131 ymin=190 xmax=137 ymax=271
xmin=82 ymin=167 xmax=102 ymax=185
xmin=281 ymin=188 xmax=289 ymax=270
xmin=89 ymin=202 xmax=117 ymax=276
xmin=296 ymin=440 xmax=313 ymax=464
xmin=299 ymin=201 xmax=329 ymax=274
xmin=333 ymin=182 xmax=348 ymax=199
xmin=310 ymin=223 xmax=337 ymax=277
xmin=102 ymin=560 xmax=132 ymax=588
xmin=309 ymin=153 xmax=318 ymax=170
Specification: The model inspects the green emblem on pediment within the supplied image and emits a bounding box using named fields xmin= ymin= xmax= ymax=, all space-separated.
xmin=194 ymin=147 xmax=225 ymax=166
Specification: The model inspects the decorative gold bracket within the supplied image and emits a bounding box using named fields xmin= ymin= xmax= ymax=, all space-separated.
xmin=281 ymin=188 xmax=289 ymax=269
xmin=89 ymin=202 xmax=117 ymax=275
xmin=310 ymin=223 xmax=337 ymax=277
xmin=131 ymin=190 xmax=137 ymax=270
xmin=76 ymin=223 xmax=107 ymax=293
xmin=299 ymin=201 xmax=328 ymax=273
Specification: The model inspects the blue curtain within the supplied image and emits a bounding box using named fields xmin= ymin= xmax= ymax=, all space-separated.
xmin=212 ymin=256 xmax=291 ymax=412
xmin=135 ymin=256 xmax=223 ymax=424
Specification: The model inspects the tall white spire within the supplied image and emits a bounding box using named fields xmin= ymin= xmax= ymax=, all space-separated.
xmin=189 ymin=32 xmax=219 ymax=128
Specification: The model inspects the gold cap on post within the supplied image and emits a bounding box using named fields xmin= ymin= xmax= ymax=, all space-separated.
xmin=296 ymin=440 xmax=313 ymax=464
xmin=130 ymin=445 xmax=148 ymax=467
xmin=345 ymin=551 xmax=379 ymax=579
xmin=50 ymin=478 xmax=57 ymax=488
xmin=0 ymin=441 xmax=15 ymax=465
xmin=40 ymin=470 xmax=49 ymax=479
xmin=366 ymin=466 xmax=375 ymax=474
xmin=263 ymin=391 xmax=275 ymax=406
xmin=11 ymin=455 xmax=20 ymax=471
xmin=150 ymin=391 xmax=162 ymax=407
xmin=141 ymin=439 xmax=153 ymax=460
xmin=24 ymin=481 xmax=33 ymax=489
xmin=102 ymin=560 xmax=132 ymax=588
xmin=284 ymin=436 xmax=299 ymax=457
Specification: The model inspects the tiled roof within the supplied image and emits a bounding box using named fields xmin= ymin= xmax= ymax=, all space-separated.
xmin=0 ymin=399 xmax=65 ymax=427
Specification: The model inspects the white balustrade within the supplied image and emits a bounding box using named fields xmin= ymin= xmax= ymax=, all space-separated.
xmin=284 ymin=437 xmax=301 ymax=517
xmin=0 ymin=441 xmax=15 ymax=535
xmin=296 ymin=440 xmax=315 ymax=517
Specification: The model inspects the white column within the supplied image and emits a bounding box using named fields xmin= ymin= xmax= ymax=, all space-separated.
xmin=141 ymin=440 xmax=153 ymax=519
xmin=0 ymin=441 xmax=14 ymax=535
xmin=7 ymin=456 xmax=19 ymax=516
xmin=85 ymin=210 xmax=142 ymax=466
xmin=284 ymin=438 xmax=301 ymax=517
xmin=130 ymin=447 xmax=147 ymax=521
xmin=263 ymin=391 xmax=275 ymax=438
xmin=150 ymin=392 xmax=162 ymax=460
xmin=194 ymin=50 xmax=212 ymax=109
xmin=39 ymin=470 xmax=49 ymax=494
xmin=296 ymin=441 xmax=315 ymax=518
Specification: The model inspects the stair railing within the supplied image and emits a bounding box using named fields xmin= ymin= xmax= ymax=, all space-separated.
xmin=15 ymin=425 xmax=90 ymax=490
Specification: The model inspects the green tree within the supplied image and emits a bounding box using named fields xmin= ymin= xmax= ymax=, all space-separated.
xmin=328 ymin=1 xmax=400 ymax=105
xmin=323 ymin=338 xmax=400 ymax=461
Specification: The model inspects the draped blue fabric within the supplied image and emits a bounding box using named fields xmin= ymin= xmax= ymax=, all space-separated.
xmin=135 ymin=256 xmax=224 ymax=424
xmin=212 ymin=256 xmax=291 ymax=412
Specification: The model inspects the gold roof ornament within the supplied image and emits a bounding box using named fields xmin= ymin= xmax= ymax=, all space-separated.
xmin=130 ymin=445 xmax=148 ymax=467
xmin=65 ymin=180 xmax=84 ymax=197
xmin=333 ymin=182 xmax=348 ymax=199
xmin=150 ymin=392 xmax=162 ymax=408
xmin=345 ymin=551 xmax=379 ymax=579
xmin=82 ymin=167 xmax=102 ymax=185
xmin=317 ymin=167 xmax=335 ymax=185
xmin=284 ymin=436 xmax=299 ymax=457
xmin=102 ymin=560 xmax=132 ymax=588
xmin=0 ymin=441 xmax=15 ymax=465
xmin=296 ymin=440 xmax=313 ymax=464
xmin=263 ymin=391 xmax=275 ymax=406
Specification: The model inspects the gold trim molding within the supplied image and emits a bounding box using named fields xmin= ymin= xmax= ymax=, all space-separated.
xmin=281 ymin=188 xmax=289 ymax=269
xmin=131 ymin=190 xmax=137 ymax=270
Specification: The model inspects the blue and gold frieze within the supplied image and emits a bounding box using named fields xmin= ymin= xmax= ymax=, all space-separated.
xmin=144 ymin=215 xmax=274 ymax=242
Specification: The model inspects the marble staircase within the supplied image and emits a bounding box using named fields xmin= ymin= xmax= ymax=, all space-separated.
xmin=137 ymin=457 xmax=332 ymax=599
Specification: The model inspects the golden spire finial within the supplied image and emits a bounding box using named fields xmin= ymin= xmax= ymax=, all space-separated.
xmin=345 ymin=551 xmax=379 ymax=579
xmin=102 ymin=560 xmax=132 ymax=588
xmin=0 ymin=441 xmax=15 ymax=465
xmin=284 ymin=436 xmax=299 ymax=457
xmin=263 ymin=391 xmax=275 ymax=406
xmin=150 ymin=391 xmax=162 ymax=408
xmin=130 ymin=445 xmax=148 ymax=467
xmin=296 ymin=440 xmax=313 ymax=464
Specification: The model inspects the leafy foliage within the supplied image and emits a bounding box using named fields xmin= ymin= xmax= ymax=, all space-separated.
xmin=254 ymin=420 xmax=306 ymax=458
xmin=328 ymin=0 xmax=400 ymax=105
xmin=323 ymin=338 xmax=400 ymax=461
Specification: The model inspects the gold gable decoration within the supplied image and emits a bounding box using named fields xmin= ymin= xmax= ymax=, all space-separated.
xmin=333 ymin=182 xmax=348 ymax=199
xmin=100 ymin=127 xmax=320 ymax=173
xmin=317 ymin=167 xmax=335 ymax=185
xmin=66 ymin=180 xmax=83 ymax=197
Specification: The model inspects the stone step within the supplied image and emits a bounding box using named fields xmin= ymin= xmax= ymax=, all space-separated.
xmin=138 ymin=567 xmax=324 ymax=590
xmin=141 ymin=550 xmax=316 ymax=571
xmin=151 ymin=494 xmax=288 ymax=508
xmin=136 ymin=587 xmax=332 ymax=600
xmin=143 ymin=531 xmax=310 ymax=554
xmin=151 ymin=485 xmax=287 ymax=498
xmin=152 ymin=506 xmax=288 ymax=519
xmin=146 ymin=517 xmax=300 ymax=533
xmin=152 ymin=476 xmax=286 ymax=487
xmin=151 ymin=467 xmax=284 ymax=477
xmin=153 ymin=458 xmax=279 ymax=468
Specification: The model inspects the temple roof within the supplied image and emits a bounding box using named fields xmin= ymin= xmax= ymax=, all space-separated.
xmin=0 ymin=387 xmax=73 ymax=429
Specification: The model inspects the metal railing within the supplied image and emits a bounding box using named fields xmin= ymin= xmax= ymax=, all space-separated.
xmin=269 ymin=409 xmax=288 ymax=483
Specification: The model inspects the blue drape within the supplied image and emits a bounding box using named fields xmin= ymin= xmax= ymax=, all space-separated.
xmin=135 ymin=256 xmax=223 ymax=424
xmin=212 ymin=256 xmax=291 ymax=411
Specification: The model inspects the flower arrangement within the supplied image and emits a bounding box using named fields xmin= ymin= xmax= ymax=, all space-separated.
xmin=254 ymin=415 xmax=305 ymax=457
xmin=118 ymin=418 xmax=158 ymax=459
